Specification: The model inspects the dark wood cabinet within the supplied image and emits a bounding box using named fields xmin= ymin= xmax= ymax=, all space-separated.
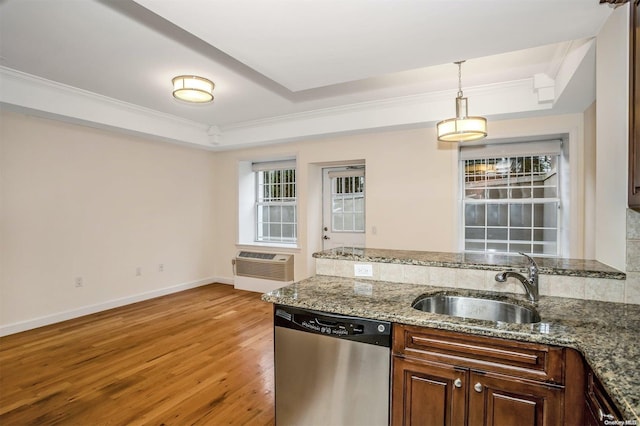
xmin=584 ymin=364 xmax=623 ymax=425
xmin=467 ymin=370 xmax=563 ymax=426
xmin=392 ymin=356 xmax=466 ymax=425
xmin=391 ymin=325 xmax=578 ymax=426
xmin=631 ymin=0 xmax=640 ymax=210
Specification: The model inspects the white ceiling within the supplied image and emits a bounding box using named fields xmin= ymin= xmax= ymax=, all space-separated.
xmin=0 ymin=0 xmax=613 ymax=150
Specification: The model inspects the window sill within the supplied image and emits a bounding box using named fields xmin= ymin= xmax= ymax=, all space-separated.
xmin=236 ymin=242 xmax=301 ymax=253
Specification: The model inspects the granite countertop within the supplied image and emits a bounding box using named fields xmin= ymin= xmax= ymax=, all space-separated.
xmin=262 ymin=275 xmax=640 ymax=421
xmin=314 ymin=247 xmax=626 ymax=279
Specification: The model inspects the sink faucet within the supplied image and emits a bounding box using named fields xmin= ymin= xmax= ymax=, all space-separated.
xmin=495 ymin=252 xmax=539 ymax=303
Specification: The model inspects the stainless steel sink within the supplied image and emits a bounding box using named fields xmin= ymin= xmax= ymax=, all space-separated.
xmin=411 ymin=294 xmax=541 ymax=324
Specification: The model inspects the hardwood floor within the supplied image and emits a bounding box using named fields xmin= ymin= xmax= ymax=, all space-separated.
xmin=0 ymin=284 xmax=275 ymax=425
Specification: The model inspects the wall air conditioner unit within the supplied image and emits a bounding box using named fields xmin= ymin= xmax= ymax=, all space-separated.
xmin=233 ymin=251 xmax=294 ymax=293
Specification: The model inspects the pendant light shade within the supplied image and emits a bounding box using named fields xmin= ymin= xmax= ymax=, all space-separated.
xmin=437 ymin=61 xmax=487 ymax=142
xmin=172 ymin=75 xmax=214 ymax=103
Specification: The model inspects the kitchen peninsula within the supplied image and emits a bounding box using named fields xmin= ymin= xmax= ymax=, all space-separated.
xmin=262 ymin=248 xmax=638 ymax=424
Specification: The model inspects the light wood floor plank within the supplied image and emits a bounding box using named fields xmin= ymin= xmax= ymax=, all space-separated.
xmin=0 ymin=284 xmax=275 ymax=425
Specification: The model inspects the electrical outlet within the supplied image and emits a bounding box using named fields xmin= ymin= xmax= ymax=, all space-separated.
xmin=75 ymin=277 xmax=83 ymax=287
xmin=354 ymin=281 xmax=373 ymax=296
xmin=354 ymin=264 xmax=373 ymax=277
xmin=159 ymin=263 xmax=164 ymax=272
xmin=136 ymin=267 xmax=142 ymax=276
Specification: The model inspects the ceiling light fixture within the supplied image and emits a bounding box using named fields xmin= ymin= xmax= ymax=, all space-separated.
xmin=172 ymin=75 xmax=214 ymax=103
xmin=436 ymin=61 xmax=487 ymax=143
xmin=599 ymin=0 xmax=628 ymax=8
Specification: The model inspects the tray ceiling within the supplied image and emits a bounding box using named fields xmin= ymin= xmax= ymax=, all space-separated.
xmin=0 ymin=0 xmax=613 ymax=149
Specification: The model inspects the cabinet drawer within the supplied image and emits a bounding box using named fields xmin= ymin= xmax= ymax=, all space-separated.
xmin=393 ymin=325 xmax=564 ymax=384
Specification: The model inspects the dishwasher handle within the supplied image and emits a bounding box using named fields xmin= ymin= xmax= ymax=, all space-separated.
xmin=315 ymin=318 xmax=339 ymax=328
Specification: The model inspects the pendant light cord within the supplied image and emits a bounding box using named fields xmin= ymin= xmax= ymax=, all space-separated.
xmin=455 ymin=60 xmax=465 ymax=98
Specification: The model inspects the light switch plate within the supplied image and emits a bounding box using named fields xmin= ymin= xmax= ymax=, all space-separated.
xmin=354 ymin=263 xmax=373 ymax=277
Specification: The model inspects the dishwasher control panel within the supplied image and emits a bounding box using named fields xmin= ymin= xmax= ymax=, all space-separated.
xmin=275 ymin=305 xmax=391 ymax=347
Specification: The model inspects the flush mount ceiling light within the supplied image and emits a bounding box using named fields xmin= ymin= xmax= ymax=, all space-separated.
xmin=436 ymin=61 xmax=487 ymax=143
xmin=599 ymin=0 xmax=628 ymax=8
xmin=172 ymin=75 xmax=214 ymax=103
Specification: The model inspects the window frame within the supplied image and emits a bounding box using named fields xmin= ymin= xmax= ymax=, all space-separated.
xmin=330 ymin=174 xmax=365 ymax=233
xmin=459 ymin=141 xmax=564 ymax=258
xmin=255 ymin=167 xmax=297 ymax=244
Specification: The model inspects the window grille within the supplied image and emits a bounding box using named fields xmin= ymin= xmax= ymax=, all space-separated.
xmin=462 ymin=155 xmax=560 ymax=257
xmin=256 ymin=168 xmax=297 ymax=243
xmin=331 ymin=175 xmax=365 ymax=232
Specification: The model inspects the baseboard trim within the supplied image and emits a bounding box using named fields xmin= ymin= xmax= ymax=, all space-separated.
xmin=215 ymin=276 xmax=234 ymax=285
xmin=0 ymin=277 xmax=223 ymax=337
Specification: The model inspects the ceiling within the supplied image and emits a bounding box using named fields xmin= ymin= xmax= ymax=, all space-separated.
xmin=0 ymin=0 xmax=613 ymax=150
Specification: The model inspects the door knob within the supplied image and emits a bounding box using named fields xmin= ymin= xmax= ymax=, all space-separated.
xmin=323 ymin=235 xmax=330 ymax=240
xmin=323 ymin=227 xmax=328 ymax=231
xmin=453 ymin=378 xmax=462 ymax=388
xmin=474 ymin=383 xmax=483 ymax=393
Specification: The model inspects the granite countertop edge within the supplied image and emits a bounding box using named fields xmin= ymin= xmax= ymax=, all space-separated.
xmin=313 ymin=248 xmax=626 ymax=280
xmin=262 ymin=276 xmax=639 ymax=421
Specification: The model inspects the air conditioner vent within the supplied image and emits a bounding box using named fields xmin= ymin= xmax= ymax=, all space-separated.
xmin=234 ymin=251 xmax=294 ymax=282
xmin=238 ymin=251 xmax=277 ymax=260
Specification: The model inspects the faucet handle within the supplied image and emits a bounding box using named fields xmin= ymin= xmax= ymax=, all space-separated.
xmin=518 ymin=252 xmax=538 ymax=276
xmin=518 ymin=252 xmax=537 ymax=267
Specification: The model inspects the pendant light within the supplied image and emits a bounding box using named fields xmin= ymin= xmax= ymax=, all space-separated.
xmin=436 ymin=61 xmax=487 ymax=142
xmin=172 ymin=75 xmax=215 ymax=103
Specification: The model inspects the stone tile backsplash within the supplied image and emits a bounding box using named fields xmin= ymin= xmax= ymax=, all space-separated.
xmin=628 ymin=208 xmax=640 ymax=240
xmin=316 ymin=258 xmax=635 ymax=303
xmin=627 ymin=209 xmax=640 ymax=304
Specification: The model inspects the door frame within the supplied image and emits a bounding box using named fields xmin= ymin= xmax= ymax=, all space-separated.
xmin=322 ymin=164 xmax=366 ymax=250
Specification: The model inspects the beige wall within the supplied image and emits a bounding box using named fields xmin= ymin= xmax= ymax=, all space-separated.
xmin=0 ymin=32 xmax=623 ymax=332
xmin=213 ymin=127 xmax=459 ymax=282
xmin=0 ymin=107 xmax=597 ymax=333
xmin=213 ymin=112 xmax=589 ymax=283
xmin=1 ymin=110 xmax=217 ymax=332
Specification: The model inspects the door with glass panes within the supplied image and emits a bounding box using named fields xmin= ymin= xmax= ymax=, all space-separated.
xmin=322 ymin=167 xmax=365 ymax=250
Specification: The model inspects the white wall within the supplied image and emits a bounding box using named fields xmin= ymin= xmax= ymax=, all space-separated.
xmin=583 ymin=102 xmax=597 ymax=260
xmin=0 ymin=110 xmax=218 ymax=334
xmin=595 ymin=4 xmax=629 ymax=271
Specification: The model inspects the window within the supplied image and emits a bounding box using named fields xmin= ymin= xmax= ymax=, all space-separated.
xmin=256 ymin=167 xmax=297 ymax=243
xmin=331 ymin=174 xmax=365 ymax=232
xmin=461 ymin=140 xmax=562 ymax=257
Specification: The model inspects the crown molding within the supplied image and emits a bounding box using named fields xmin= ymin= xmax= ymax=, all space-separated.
xmin=221 ymin=79 xmax=535 ymax=132
xmin=0 ymin=66 xmax=218 ymax=149
xmin=1 ymin=66 xmax=559 ymax=150
xmin=217 ymin=79 xmax=552 ymax=148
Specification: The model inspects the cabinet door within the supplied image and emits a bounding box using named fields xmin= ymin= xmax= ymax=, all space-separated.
xmin=392 ymin=356 xmax=466 ymax=426
xmin=584 ymin=402 xmax=601 ymax=426
xmin=585 ymin=369 xmax=623 ymax=424
xmin=468 ymin=371 xmax=564 ymax=426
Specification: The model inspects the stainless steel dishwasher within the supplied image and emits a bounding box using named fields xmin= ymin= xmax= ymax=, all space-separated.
xmin=274 ymin=304 xmax=391 ymax=426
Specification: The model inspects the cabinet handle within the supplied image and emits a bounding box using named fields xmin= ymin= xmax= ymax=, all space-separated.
xmin=598 ymin=409 xmax=614 ymax=421
xmin=474 ymin=382 xmax=483 ymax=393
xmin=454 ymin=378 xmax=462 ymax=388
